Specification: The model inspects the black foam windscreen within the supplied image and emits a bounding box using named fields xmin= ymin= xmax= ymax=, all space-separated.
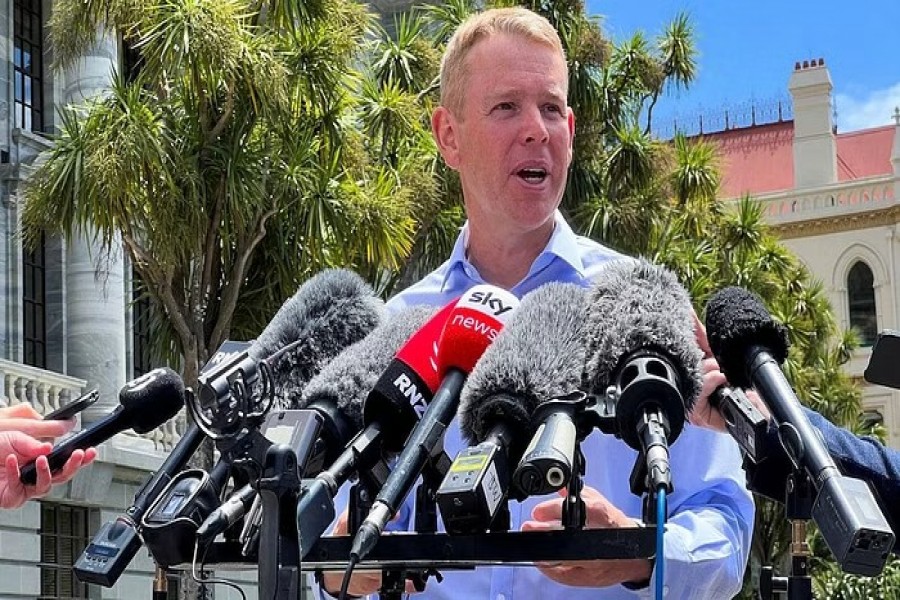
xmin=704 ymin=286 xmax=790 ymax=389
xmin=119 ymin=367 xmax=186 ymax=433
xmin=249 ymin=269 xmax=386 ymax=407
xmin=297 ymin=305 xmax=438 ymax=430
xmin=458 ymin=282 xmax=590 ymax=450
xmin=583 ymin=258 xmax=703 ymax=412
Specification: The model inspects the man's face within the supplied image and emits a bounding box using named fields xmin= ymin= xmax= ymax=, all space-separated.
xmin=433 ymin=33 xmax=575 ymax=239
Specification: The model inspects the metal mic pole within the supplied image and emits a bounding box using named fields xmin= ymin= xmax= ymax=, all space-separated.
xmin=153 ymin=567 xmax=167 ymax=600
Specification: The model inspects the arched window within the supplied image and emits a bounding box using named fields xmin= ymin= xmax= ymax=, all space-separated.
xmin=848 ymin=261 xmax=877 ymax=346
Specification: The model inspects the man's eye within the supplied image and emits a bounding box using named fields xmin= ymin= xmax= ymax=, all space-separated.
xmin=544 ymin=104 xmax=563 ymax=114
xmin=495 ymin=102 xmax=515 ymax=111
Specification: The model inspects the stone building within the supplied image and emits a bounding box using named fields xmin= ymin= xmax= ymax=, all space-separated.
xmin=0 ymin=1 xmax=254 ymax=598
xmin=700 ymin=59 xmax=900 ymax=447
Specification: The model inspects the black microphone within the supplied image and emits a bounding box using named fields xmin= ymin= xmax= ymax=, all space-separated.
xmin=350 ymin=285 xmax=519 ymax=563
xmin=583 ymin=259 xmax=703 ymax=496
xmin=436 ymin=283 xmax=590 ymax=534
xmin=190 ymin=269 xmax=386 ymax=435
xmin=74 ymin=268 xmax=384 ymax=587
xmin=295 ymin=305 xmax=439 ymax=468
xmin=297 ymin=303 xmax=449 ymax=557
xmin=196 ymin=483 xmax=256 ymax=542
xmin=188 ymin=270 xmax=389 ymax=546
xmin=705 ymin=286 xmax=895 ymax=575
xmin=21 ymin=367 xmax=186 ymax=485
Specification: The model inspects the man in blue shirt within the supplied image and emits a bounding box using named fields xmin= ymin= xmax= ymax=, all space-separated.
xmin=321 ymin=7 xmax=753 ymax=598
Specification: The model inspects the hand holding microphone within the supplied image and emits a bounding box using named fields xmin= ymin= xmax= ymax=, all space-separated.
xmin=19 ymin=368 xmax=185 ymax=486
xmin=705 ymin=286 xmax=895 ymax=575
xmin=1 ymin=403 xmax=96 ymax=508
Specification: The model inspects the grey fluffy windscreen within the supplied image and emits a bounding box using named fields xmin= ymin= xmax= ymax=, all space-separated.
xmin=296 ymin=305 xmax=438 ymax=430
xmin=249 ymin=269 xmax=386 ymax=407
xmin=459 ymin=282 xmax=590 ymax=448
xmin=705 ymin=286 xmax=790 ymax=389
xmin=583 ymin=258 xmax=703 ymax=412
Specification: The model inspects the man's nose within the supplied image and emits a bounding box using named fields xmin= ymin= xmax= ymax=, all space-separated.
xmin=521 ymin=107 xmax=549 ymax=144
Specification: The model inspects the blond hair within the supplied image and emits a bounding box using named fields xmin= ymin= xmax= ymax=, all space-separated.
xmin=440 ymin=8 xmax=567 ymax=114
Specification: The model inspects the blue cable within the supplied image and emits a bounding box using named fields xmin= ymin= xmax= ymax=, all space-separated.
xmin=656 ymin=489 xmax=666 ymax=600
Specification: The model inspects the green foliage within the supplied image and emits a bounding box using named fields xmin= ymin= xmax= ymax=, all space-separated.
xmin=25 ymin=0 xmax=427 ymax=383
xmin=810 ymin=532 xmax=900 ymax=599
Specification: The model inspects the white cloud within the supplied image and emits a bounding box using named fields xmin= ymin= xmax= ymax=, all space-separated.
xmin=835 ymin=81 xmax=900 ymax=132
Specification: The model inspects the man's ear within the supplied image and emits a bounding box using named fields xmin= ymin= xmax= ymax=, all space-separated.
xmin=432 ymin=106 xmax=461 ymax=169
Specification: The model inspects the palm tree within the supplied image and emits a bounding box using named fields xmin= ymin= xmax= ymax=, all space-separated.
xmin=23 ymin=0 xmax=418 ymax=386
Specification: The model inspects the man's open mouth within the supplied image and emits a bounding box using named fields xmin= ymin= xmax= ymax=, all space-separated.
xmin=517 ymin=168 xmax=547 ymax=183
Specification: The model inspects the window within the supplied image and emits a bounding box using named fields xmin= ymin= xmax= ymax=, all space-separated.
xmin=848 ymin=261 xmax=877 ymax=346
xmin=132 ymin=270 xmax=153 ymax=377
xmin=14 ymin=0 xmax=44 ymax=132
xmin=23 ymin=231 xmax=46 ymax=368
xmin=39 ymin=503 xmax=92 ymax=600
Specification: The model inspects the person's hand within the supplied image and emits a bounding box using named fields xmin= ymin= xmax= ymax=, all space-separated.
xmin=0 ymin=403 xmax=76 ymax=439
xmin=521 ymin=486 xmax=653 ymax=588
xmin=0 ymin=430 xmax=97 ymax=509
xmin=320 ymin=510 xmax=417 ymax=597
xmin=688 ymin=313 xmax=771 ymax=431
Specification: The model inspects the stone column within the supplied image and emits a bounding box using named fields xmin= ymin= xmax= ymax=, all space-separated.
xmin=63 ymin=33 xmax=126 ymax=420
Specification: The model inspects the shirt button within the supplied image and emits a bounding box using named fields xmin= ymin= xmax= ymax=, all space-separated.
xmin=497 ymin=595 xmax=506 ymax=600
xmin=664 ymin=585 xmax=669 ymax=596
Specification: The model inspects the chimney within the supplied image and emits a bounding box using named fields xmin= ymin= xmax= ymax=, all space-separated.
xmin=892 ymin=108 xmax=899 ymax=202
xmin=788 ymin=58 xmax=837 ymax=188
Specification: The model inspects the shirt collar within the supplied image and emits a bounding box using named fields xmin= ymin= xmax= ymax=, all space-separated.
xmin=440 ymin=210 xmax=585 ymax=291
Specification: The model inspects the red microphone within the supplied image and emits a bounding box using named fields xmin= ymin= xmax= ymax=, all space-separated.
xmin=350 ymin=285 xmax=519 ymax=562
xmin=298 ymin=300 xmax=456 ymax=558
xmin=364 ymin=299 xmax=456 ymax=450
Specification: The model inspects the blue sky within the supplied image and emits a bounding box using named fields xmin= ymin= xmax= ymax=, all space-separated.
xmin=585 ymin=0 xmax=900 ymax=133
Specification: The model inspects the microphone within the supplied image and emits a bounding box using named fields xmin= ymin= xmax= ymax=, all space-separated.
xmin=297 ymin=302 xmax=452 ymax=557
xmin=295 ymin=305 xmax=440 ymax=468
xmin=253 ymin=269 xmax=386 ymax=408
xmin=21 ymin=367 xmax=186 ymax=485
xmin=583 ymin=259 xmax=703 ymax=496
xmin=705 ymin=286 xmax=895 ymax=575
xmin=75 ymin=268 xmax=384 ymax=587
xmin=196 ymin=483 xmax=256 ymax=542
xmin=190 ymin=269 xmax=386 ymax=436
xmin=708 ymin=384 xmax=769 ymax=461
xmin=350 ymin=285 xmax=519 ymax=562
xmin=238 ymin=305 xmax=435 ymax=554
xmin=436 ymin=283 xmax=590 ymax=533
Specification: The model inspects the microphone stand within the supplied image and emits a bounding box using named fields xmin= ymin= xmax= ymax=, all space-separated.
xmin=256 ymin=443 xmax=301 ymax=600
xmin=561 ymin=446 xmax=586 ymax=530
xmin=377 ymin=450 xmax=452 ymax=599
xmin=759 ymin=472 xmax=814 ymax=600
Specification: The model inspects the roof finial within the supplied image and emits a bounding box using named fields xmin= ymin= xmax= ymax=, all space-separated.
xmin=893 ymin=106 xmax=900 ymax=126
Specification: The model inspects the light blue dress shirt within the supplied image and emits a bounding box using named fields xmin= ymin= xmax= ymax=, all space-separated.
xmin=322 ymin=212 xmax=754 ymax=599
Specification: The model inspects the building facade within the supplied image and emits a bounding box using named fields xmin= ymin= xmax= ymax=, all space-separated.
xmin=702 ymin=59 xmax=900 ymax=447
xmin=0 ymin=1 xmax=255 ymax=598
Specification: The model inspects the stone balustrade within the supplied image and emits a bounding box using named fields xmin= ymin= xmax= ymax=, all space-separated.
xmin=0 ymin=358 xmax=85 ymax=414
xmin=732 ymin=175 xmax=897 ymax=224
xmin=0 ymin=358 xmax=181 ymax=450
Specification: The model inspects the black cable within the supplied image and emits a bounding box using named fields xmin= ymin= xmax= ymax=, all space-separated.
xmin=339 ymin=554 xmax=359 ymax=600
xmin=191 ymin=540 xmax=247 ymax=600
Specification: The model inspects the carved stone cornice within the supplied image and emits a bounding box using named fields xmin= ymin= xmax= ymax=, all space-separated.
xmin=772 ymin=205 xmax=900 ymax=239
